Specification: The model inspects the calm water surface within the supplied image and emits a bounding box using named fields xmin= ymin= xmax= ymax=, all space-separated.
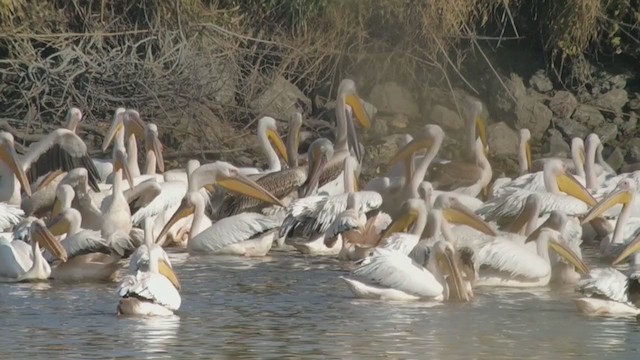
xmin=1 ymin=248 xmax=639 ymax=359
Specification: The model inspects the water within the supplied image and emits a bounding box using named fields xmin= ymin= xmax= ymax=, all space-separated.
xmin=1 ymin=249 xmax=639 ymax=359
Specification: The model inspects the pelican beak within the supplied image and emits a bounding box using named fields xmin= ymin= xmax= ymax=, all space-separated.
xmin=153 ymin=137 xmax=165 ymax=173
xmin=35 ymin=169 xmax=64 ymax=192
xmin=102 ymin=110 xmax=125 ymax=152
xmin=437 ymin=247 xmax=471 ymax=302
xmin=267 ymin=129 xmax=289 ymax=164
xmin=158 ymin=259 xmax=181 ymax=291
xmin=580 ymin=187 xmax=631 ymax=225
xmin=0 ymin=143 xmax=31 ymax=197
xmin=525 ymin=140 xmax=532 ymax=171
xmin=475 ymin=115 xmax=487 ymax=151
xmin=47 ymin=213 xmax=70 ymax=237
xmin=157 ymin=197 xmax=194 ymax=243
xmin=33 ymin=221 xmax=67 ymax=262
xmin=443 ymin=201 xmax=497 ymax=236
xmin=344 ymin=95 xmax=371 ymax=129
xmin=204 ymin=184 xmax=216 ymax=193
xmin=124 ymin=110 xmax=146 ymax=140
xmin=381 ymin=209 xmax=417 ymax=239
xmin=114 ymin=150 xmax=135 ymax=189
xmin=303 ymin=149 xmax=328 ymax=197
xmin=548 ymin=238 xmax=590 ymax=275
xmin=353 ymin=172 xmax=359 ymax=192
xmin=389 ymin=137 xmax=433 ymax=165
xmin=217 ymin=173 xmax=284 ymax=207
xmin=556 ymin=172 xmax=596 ymax=206
xmin=613 ymin=233 xmax=640 ymax=265
xmin=579 ymin=147 xmax=586 ymax=165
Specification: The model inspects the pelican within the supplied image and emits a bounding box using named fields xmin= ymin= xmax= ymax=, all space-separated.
xmin=117 ymin=218 xmax=181 ymax=316
xmin=0 ymin=219 xmax=67 ymax=280
xmin=574 ymin=267 xmax=640 ymax=316
xmin=156 ymin=161 xmax=285 ymax=254
xmin=580 ymin=179 xmax=640 ymax=260
xmin=472 ymin=212 xmax=589 ymax=288
xmin=237 ymin=116 xmax=288 ymax=176
xmin=340 ymin=199 xmax=471 ymax=301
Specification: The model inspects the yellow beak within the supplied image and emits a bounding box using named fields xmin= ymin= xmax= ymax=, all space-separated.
xmin=525 ymin=140 xmax=532 ymax=171
xmin=102 ymin=110 xmax=125 ymax=152
xmin=548 ymin=238 xmax=590 ymax=275
xmin=114 ymin=150 xmax=135 ymax=189
xmin=388 ymin=137 xmax=433 ymax=165
xmin=158 ymin=259 xmax=181 ymax=291
xmin=156 ymin=198 xmax=195 ymax=244
xmin=556 ymin=172 xmax=596 ymax=206
xmin=33 ymin=221 xmax=67 ymax=262
xmin=344 ymin=94 xmax=371 ymax=130
xmin=443 ymin=202 xmax=497 ymax=236
xmin=581 ymin=187 xmax=631 ymax=225
xmin=267 ymin=129 xmax=289 ymax=165
xmin=380 ymin=210 xmax=418 ymax=239
xmin=217 ymin=173 xmax=284 ymax=207
xmin=437 ymin=248 xmax=472 ymax=302
xmin=613 ymin=234 xmax=640 ymax=265
xmin=475 ymin=115 xmax=487 ymax=150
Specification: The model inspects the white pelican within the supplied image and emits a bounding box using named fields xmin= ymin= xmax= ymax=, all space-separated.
xmin=0 ymin=219 xmax=67 ymax=281
xmin=237 ymin=116 xmax=288 ymax=176
xmin=575 ymin=267 xmax=640 ymax=316
xmin=117 ymin=217 xmax=181 ymax=316
xmin=340 ymin=199 xmax=471 ymax=301
xmin=0 ymin=202 xmax=24 ymax=231
xmin=472 ymin=212 xmax=589 ymax=288
xmin=156 ymin=161 xmax=285 ymax=254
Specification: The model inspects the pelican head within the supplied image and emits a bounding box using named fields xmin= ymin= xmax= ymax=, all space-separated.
xmin=258 ymin=116 xmax=289 ymax=164
xmin=381 ymin=198 xmax=427 ymax=238
xmin=519 ymin=128 xmax=532 ymax=171
xmin=388 ymin=125 xmax=445 ymax=165
xmin=51 ymin=184 xmax=75 ymax=217
xmin=145 ymin=123 xmax=165 ymax=173
xmin=0 ymin=132 xmax=32 ymax=197
xmin=30 ymin=219 xmax=68 ymax=262
xmin=60 ymin=168 xmax=90 ymax=195
xmin=102 ymin=108 xmax=126 ymax=152
xmin=582 ymin=179 xmax=634 ymax=226
xmin=64 ymin=108 xmax=83 ymax=132
xmin=302 ymin=138 xmax=335 ymax=197
xmin=209 ymin=162 xmax=285 ymax=206
xmin=434 ymin=194 xmax=497 ymax=236
xmin=544 ymin=160 xmax=596 ymax=206
xmin=47 ymin=207 xmax=81 ymax=237
xmin=338 ymin=79 xmax=371 ymax=130
xmin=156 ymin=191 xmax=202 ymax=243
xmin=465 ymin=98 xmax=487 ymax=153
xmin=418 ymin=181 xmax=433 ymax=206
xmin=124 ymin=109 xmax=146 ymax=137
xmin=431 ymin=240 xmax=473 ymax=302
xmin=524 ymin=225 xmax=590 ymax=275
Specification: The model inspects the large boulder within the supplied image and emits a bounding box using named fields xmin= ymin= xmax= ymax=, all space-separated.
xmin=514 ymin=97 xmax=552 ymax=140
xmin=493 ymin=74 xmax=527 ymax=115
xmin=544 ymin=128 xmax=570 ymax=157
xmin=627 ymin=138 xmax=640 ymax=162
xmin=596 ymin=123 xmax=618 ymax=143
xmin=549 ymin=91 xmax=578 ymax=119
xmin=592 ymin=88 xmax=628 ymax=114
xmin=529 ymin=70 xmax=553 ymax=93
xmin=607 ymin=147 xmax=625 ymax=171
xmin=429 ymin=105 xmax=464 ymax=130
xmin=250 ymin=76 xmax=312 ymax=119
xmin=553 ymin=118 xmax=589 ymax=140
xmin=487 ymin=122 xmax=518 ymax=156
xmin=368 ymin=81 xmax=419 ymax=118
xmin=572 ymin=104 xmax=605 ymax=128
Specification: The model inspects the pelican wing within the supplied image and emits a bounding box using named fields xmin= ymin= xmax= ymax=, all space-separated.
xmin=324 ymin=209 xmax=363 ymax=243
xmin=380 ymin=233 xmax=420 ymax=256
xmin=188 ymin=212 xmax=281 ymax=253
xmin=353 ymin=248 xmax=443 ymax=298
xmin=118 ymin=272 xmax=181 ymax=311
xmin=0 ymin=203 xmax=24 ymax=231
xmin=577 ymin=267 xmax=631 ymax=304
xmin=22 ymin=129 xmax=101 ymax=192
xmin=475 ymin=238 xmax=550 ymax=279
xmin=477 ymin=189 xmax=589 ymax=222
xmin=131 ymin=181 xmax=186 ymax=225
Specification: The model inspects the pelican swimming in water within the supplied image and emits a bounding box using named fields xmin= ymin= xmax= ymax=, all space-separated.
xmin=340 ymin=199 xmax=471 ymax=302
xmin=117 ymin=217 xmax=181 ymax=316
xmin=0 ymin=219 xmax=67 ymax=281
xmin=156 ymin=161 xmax=285 ymax=255
xmin=574 ymin=267 xmax=640 ymax=316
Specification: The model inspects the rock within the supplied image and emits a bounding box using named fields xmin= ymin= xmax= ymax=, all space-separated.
xmin=529 ymin=70 xmax=553 ymax=93
xmin=592 ymin=88 xmax=628 ymax=114
xmin=514 ymin=97 xmax=552 ymax=140
xmin=388 ymin=113 xmax=409 ymax=129
xmin=493 ymin=74 xmax=527 ymax=114
xmin=363 ymin=134 xmax=406 ymax=177
xmin=572 ymin=105 xmax=605 ymax=128
xmin=607 ymin=147 xmax=625 ymax=171
xmin=627 ymin=138 xmax=640 ymax=162
xmin=553 ymin=117 xmax=589 ymax=140
xmin=250 ymin=75 xmax=311 ymax=119
xmin=596 ymin=123 xmax=618 ymax=143
xmin=368 ymin=81 xmax=419 ymax=118
xmin=370 ymin=115 xmax=389 ymax=137
xmin=487 ymin=122 xmax=518 ymax=156
xmin=362 ymin=100 xmax=378 ymax=120
xmin=629 ymin=94 xmax=640 ymax=110
xmin=549 ymin=91 xmax=578 ymax=119
xmin=624 ymin=113 xmax=638 ymax=135
xmin=544 ymin=129 xmax=570 ymax=157
xmin=608 ymin=74 xmax=628 ymax=89
xmin=430 ymin=105 xmax=464 ymax=130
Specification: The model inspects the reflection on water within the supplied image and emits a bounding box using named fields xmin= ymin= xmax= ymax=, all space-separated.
xmin=0 ymin=251 xmax=639 ymax=359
